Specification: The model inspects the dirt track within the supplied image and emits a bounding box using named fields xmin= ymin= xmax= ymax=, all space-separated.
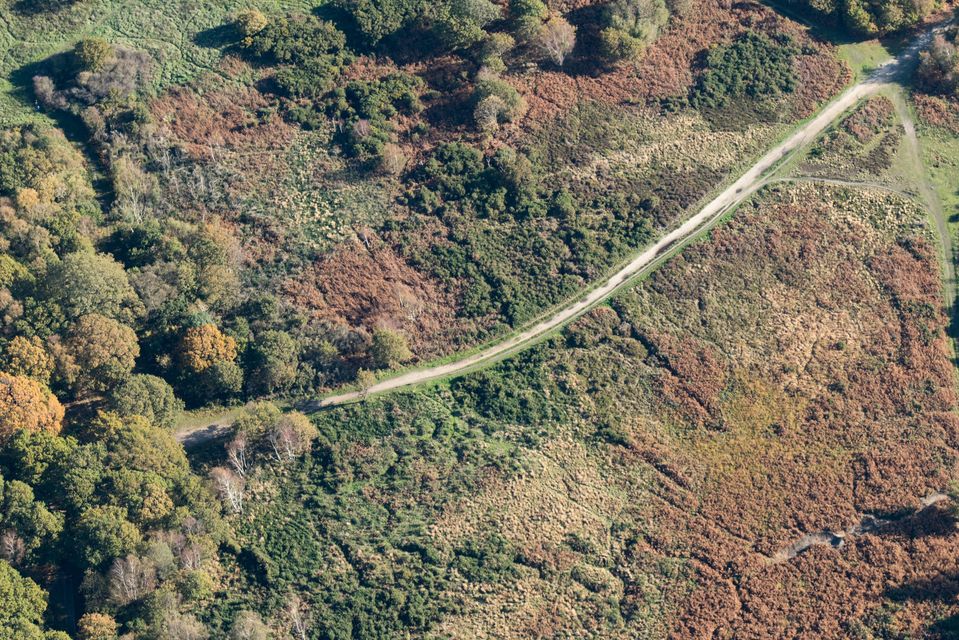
xmin=305 ymin=22 xmax=949 ymax=410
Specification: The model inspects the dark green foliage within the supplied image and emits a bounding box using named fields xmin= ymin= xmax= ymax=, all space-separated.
xmin=242 ymin=14 xmax=350 ymax=98
xmin=318 ymin=73 xmax=424 ymax=164
xmin=209 ymin=391 xmax=526 ymax=638
xmin=453 ymin=533 xmax=517 ymax=582
xmin=108 ymin=374 xmax=183 ymax=429
xmin=509 ymin=0 xmax=549 ymax=39
xmin=689 ymin=32 xmax=799 ymax=113
xmin=273 ymin=57 xmax=346 ymax=99
xmin=244 ymin=15 xmax=347 ymax=65
xmin=783 ymin=0 xmax=934 ymax=36
xmin=246 ymin=330 xmax=299 ymax=395
xmin=451 ymin=340 xmax=570 ymax=424
xmin=0 ymin=560 xmax=59 ymax=640
xmin=334 ymin=0 xmax=423 ymax=46
xmin=335 ymin=0 xmax=500 ymax=51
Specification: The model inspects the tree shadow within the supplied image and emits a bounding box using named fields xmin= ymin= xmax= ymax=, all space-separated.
xmin=758 ymin=0 xmax=862 ymax=46
xmin=193 ymin=23 xmax=240 ymax=51
xmin=886 ymin=572 xmax=959 ymax=603
xmin=10 ymin=0 xmax=79 ymax=16
xmin=881 ymin=503 xmax=958 ymax=539
xmin=930 ymin=615 xmax=959 ymax=639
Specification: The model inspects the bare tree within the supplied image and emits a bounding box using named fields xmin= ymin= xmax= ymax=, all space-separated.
xmin=230 ymin=611 xmax=270 ymax=640
xmin=267 ymin=413 xmax=318 ymax=464
xmin=108 ymin=554 xmax=158 ymax=605
xmin=0 ymin=530 xmax=26 ymax=566
xmin=285 ymin=594 xmax=311 ymax=640
xmin=178 ymin=540 xmax=208 ymax=572
xmin=210 ymin=466 xmax=245 ymax=513
xmin=226 ymin=433 xmax=252 ymax=477
xmin=537 ymin=15 xmax=577 ymax=66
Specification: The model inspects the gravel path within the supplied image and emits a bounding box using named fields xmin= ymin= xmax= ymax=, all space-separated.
xmin=306 ymin=22 xmax=949 ymax=410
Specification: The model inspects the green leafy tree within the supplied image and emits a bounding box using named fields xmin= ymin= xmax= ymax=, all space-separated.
xmin=1 ymin=479 xmax=64 ymax=559
xmin=599 ymin=0 xmax=669 ymax=62
xmin=74 ymin=38 xmax=114 ymax=72
xmin=247 ymin=330 xmax=299 ymax=395
xmin=43 ymin=252 xmax=141 ymax=323
xmin=510 ymin=0 xmax=548 ymax=40
xmin=108 ymin=374 xmax=183 ymax=429
xmin=370 ymin=328 xmax=412 ymax=369
xmin=0 ymin=560 xmax=54 ymax=640
xmin=74 ymin=505 xmax=142 ymax=568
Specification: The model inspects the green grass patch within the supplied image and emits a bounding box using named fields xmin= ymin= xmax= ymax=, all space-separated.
xmin=0 ymin=0 xmax=317 ymax=125
xmin=837 ymin=39 xmax=892 ymax=80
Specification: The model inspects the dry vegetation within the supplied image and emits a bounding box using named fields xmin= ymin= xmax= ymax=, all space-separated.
xmin=431 ymin=182 xmax=959 ymax=637
xmin=211 ymin=178 xmax=959 ymax=639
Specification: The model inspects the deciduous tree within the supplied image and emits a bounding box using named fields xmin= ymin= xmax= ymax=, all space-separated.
xmin=178 ymin=324 xmax=238 ymax=374
xmin=230 ymin=611 xmax=270 ymax=640
xmin=369 ymin=328 xmax=412 ymax=369
xmin=43 ymin=252 xmax=140 ymax=323
xmin=107 ymin=554 xmax=157 ymax=605
xmin=108 ymin=374 xmax=182 ymax=429
xmin=210 ymin=467 xmax=245 ymax=514
xmin=0 ymin=372 xmax=63 ymax=442
xmin=62 ymin=314 xmax=139 ymax=395
xmin=3 ymin=337 xmax=53 ymax=384
xmin=536 ymin=15 xmax=576 ymax=66
xmin=267 ymin=412 xmax=318 ymax=463
xmin=77 ymin=612 xmax=118 ymax=640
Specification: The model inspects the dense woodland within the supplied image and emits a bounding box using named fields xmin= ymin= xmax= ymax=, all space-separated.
xmin=0 ymin=0 xmax=955 ymax=637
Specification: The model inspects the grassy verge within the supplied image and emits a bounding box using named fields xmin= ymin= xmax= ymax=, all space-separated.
xmin=0 ymin=0 xmax=317 ymax=125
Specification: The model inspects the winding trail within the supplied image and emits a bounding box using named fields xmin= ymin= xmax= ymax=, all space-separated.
xmin=176 ymin=20 xmax=952 ymax=443
xmin=304 ymin=22 xmax=948 ymax=410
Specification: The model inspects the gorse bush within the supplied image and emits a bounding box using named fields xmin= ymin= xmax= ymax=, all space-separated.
xmin=242 ymin=14 xmax=351 ymax=98
xmin=689 ymin=32 xmax=799 ymax=112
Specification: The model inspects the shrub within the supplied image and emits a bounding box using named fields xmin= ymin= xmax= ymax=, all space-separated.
xmin=379 ymin=143 xmax=408 ymax=175
xmin=245 ymin=15 xmax=347 ymax=64
xmin=689 ymin=32 xmax=798 ymax=112
xmin=273 ymin=56 xmax=345 ymax=98
xmin=473 ymin=73 xmax=527 ymax=124
xmin=477 ymin=33 xmax=515 ymax=72
xmin=475 ymin=95 xmax=508 ymax=132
